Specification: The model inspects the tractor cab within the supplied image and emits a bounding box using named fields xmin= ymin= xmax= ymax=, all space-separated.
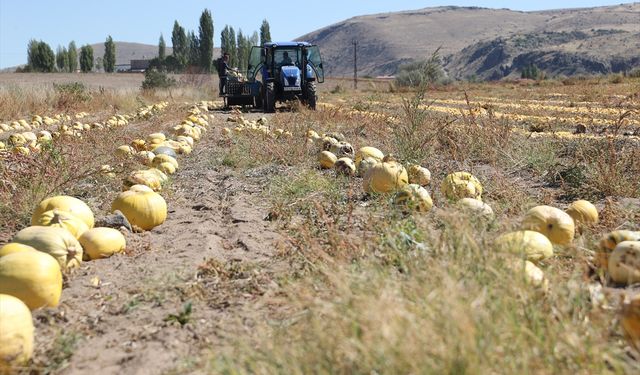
xmin=246 ymin=42 xmax=325 ymax=112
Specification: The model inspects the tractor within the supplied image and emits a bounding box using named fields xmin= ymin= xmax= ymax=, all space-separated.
xmin=220 ymin=42 xmax=325 ymax=113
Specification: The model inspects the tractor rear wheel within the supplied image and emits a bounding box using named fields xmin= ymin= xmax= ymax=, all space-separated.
xmin=264 ymin=82 xmax=275 ymax=113
xmin=306 ymin=82 xmax=317 ymax=110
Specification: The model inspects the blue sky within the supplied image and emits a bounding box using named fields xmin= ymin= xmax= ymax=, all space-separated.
xmin=0 ymin=0 xmax=633 ymax=68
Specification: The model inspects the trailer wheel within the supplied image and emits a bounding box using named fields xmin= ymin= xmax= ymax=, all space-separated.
xmin=264 ymin=82 xmax=275 ymax=113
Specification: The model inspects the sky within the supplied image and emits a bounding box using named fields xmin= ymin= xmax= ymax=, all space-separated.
xmin=0 ymin=0 xmax=634 ymax=68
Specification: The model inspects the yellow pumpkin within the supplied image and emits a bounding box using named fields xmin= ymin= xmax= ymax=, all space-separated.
xmin=147 ymin=132 xmax=166 ymax=144
xmin=494 ymin=230 xmax=554 ymax=262
xmin=0 ymin=243 xmax=37 ymax=257
xmin=508 ymin=259 xmax=549 ymax=291
xmin=130 ymin=139 xmax=147 ymax=151
xmin=156 ymin=162 xmax=176 ymax=175
xmin=334 ymin=157 xmax=356 ymax=176
xmin=457 ymin=198 xmax=494 ymax=219
xmin=621 ymin=293 xmax=640 ymax=350
xmin=597 ymin=230 xmax=640 ymax=269
xmin=329 ymin=142 xmax=355 ymax=158
xmin=33 ymin=209 xmax=89 ymax=239
xmin=521 ymin=205 xmax=575 ymax=245
xmin=116 ymin=145 xmax=135 ymax=157
xmin=79 ymin=228 xmax=126 ymax=260
xmin=357 ymin=157 xmax=379 ymax=178
xmin=407 ymin=164 xmax=431 ymax=186
xmin=111 ymin=188 xmax=167 ymax=231
xmin=124 ymin=169 xmax=163 ymax=192
xmin=12 ymin=226 xmax=83 ymax=270
xmin=394 ymin=184 xmax=433 ymax=212
xmin=100 ymin=164 xmax=116 ymax=178
xmin=12 ymin=146 xmax=30 ymax=156
xmin=8 ymin=133 xmax=26 ymax=146
xmin=608 ymin=241 xmax=640 ymax=285
xmin=319 ymin=151 xmax=338 ymax=169
xmin=354 ymin=146 xmax=384 ymax=168
xmin=176 ymin=135 xmax=194 ymax=147
xmin=363 ymin=155 xmax=408 ymax=194
xmin=0 ymin=251 xmax=62 ymax=309
xmin=152 ymin=154 xmax=179 ymax=169
xmin=441 ymin=172 xmax=483 ymax=201
xmin=32 ymin=195 xmax=95 ymax=228
xmin=136 ymin=151 xmax=156 ymax=166
xmin=178 ymin=144 xmax=192 ymax=155
xmin=565 ymin=200 xmax=598 ymax=227
xmin=0 ymin=294 xmax=34 ymax=370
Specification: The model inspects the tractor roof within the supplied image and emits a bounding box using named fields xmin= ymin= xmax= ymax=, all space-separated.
xmin=263 ymin=41 xmax=312 ymax=48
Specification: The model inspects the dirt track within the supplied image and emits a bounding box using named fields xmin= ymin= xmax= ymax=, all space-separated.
xmin=30 ymin=113 xmax=285 ymax=374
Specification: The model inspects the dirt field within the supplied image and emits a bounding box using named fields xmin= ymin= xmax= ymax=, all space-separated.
xmin=1 ymin=74 xmax=640 ymax=374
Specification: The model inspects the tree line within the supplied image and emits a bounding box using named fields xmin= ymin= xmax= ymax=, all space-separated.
xmin=21 ymin=36 xmax=116 ymax=73
xmin=20 ymin=9 xmax=272 ymax=74
xmin=153 ymin=16 xmax=271 ymax=73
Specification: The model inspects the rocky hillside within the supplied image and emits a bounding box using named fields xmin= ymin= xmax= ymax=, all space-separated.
xmin=297 ymin=3 xmax=640 ymax=79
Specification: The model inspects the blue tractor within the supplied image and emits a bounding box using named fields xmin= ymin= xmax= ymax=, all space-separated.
xmin=221 ymin=42 xmax=325 ymax=113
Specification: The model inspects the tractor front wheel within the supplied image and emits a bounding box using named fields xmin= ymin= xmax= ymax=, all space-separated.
xmin=306 ymin=82 xmax=317 ymax=110
xmin=264 ymin=82 xmax=275 ymax=113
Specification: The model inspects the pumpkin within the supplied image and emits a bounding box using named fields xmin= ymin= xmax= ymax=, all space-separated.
xmin=152 ymin=154 xmax=179 ymax=169
xmin=394 ymin=184 xmax=433 ymax=212
xmin=355 ymin=146 xmax=384 ymax=168
xmin=147 ymin=132 xmax=166 ymax=144
xmin=116 ymin=145 xmax=135 ymax=157
xmin=130 ymin=139 xmax=147 ymax=151
xmin=566 ymin=200 xmax=598 ymax=227
xmin=0 ymin=243 xmax=37 ymax=257
xmin=508 ymin=259 xmax=549 ymax=290
xmin=329 ymin=142 xmax=355 ymax=158
xmin=597 ymin=230 xmax=640 ymax=269
xmin=321 ymin=136 xmax=339 ymax=151
xmin=457 ymin=198 xmax=494 ymax=219
xmin=100 ymin=164 xmax=116 ymax=178
xmin=111 ymin=187 xmax=167 ymax=231
xmin=13 ymin=226 xmax=83 ymax=270
xmin=494 ymin=230 xmax=554 ymax=262
xmin=0 ymin=251 xmax=62 ymax=309
xmin=152 ymin=146 xmax=178 ymax=159
xmin=319 ymin=151 xmax=338 ymax=169
xmin=0 ymin=294 xmax=34 ymax=369
xmin=363 ymin=155 xmax=408 ymax=193
xmin=124 ymin=169 xmax=163 ymax=192
xmin=441 ymin=172 xmax=483 ymax=201
xmin=156 ymin=162 xmax=176 ymax=175
xmin=608 ymin=241 xmax=640 ymax=285
xmin=147 ymin=168 xmax=169 ymax=183
xmin=136 ymin=151 xmax=156 ymax=166
xmin=521 ymin=206 xmax=575 ymax=245
xmin=407 ymin=165 xmax=431 ymax=186
xmin=8 ymin=133 xmax=26 ymax=146
xmin=32 ymin=195 xmax=95 ymax=228
xmin=33 ymin=209 xmax=89 ymax=239
xmin=79 ymin=228 xmax=126 ymax=260
xmin=357 ymin=157 xmax=379 ymax=178
xmin=621 ymin=293 xmax=640 ymax=350
xmin=176 ymin=135 xmax=194 ymax=147
xmin=334 ymin=157 xmax=356 ymax=176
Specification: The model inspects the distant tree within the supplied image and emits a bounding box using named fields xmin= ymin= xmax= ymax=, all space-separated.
xmin=171 ymin=20 xmax=188 ymax=70
xmin=236 ymin=29 xmax=247 ymax=71
xmin=199 ymin=8 xmax=214 ymax=72
xmin=249 ymin=31 xmax=259 ymax=47
xmin=158 ymin=34 xmax=166 ymax=61
xmin=68 ymin=41 xmax=78 ymax=72
xmin=187 ymin=31 xmax=200 ymax=68
xmin=260 ymin=19 xmax=271 ymax=46
xmin=103 ymin=35 xmax=116 ymax=73
xmin=220 ymin=26 xmax=230 ymax=55
xmin=95 ymin=56 xmax=104 ymax=71
xmin=79 ymin=45 xmax=94 ymax=73
xmin=56 ymin=46 xmax=68 ymax=71
xmin=26 ymin=40 xmax=55 ymax=72
xmin=521 ymin=63 xmax=542 ymax=80
xmin=228 ymin=27 xmax=238 ymax=68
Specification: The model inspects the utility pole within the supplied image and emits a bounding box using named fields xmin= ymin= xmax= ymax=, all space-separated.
xmin=353 ymin=40 xmax=358 ymax=90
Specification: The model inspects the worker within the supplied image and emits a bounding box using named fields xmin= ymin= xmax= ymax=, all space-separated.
xmin=281 ymin=51 xmax=293 ymax=66
xmin=217 ymin=52 xmax=233 ymax=95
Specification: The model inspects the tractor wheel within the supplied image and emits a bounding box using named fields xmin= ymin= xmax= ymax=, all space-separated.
xmin=264 ymin=82 xmax=275 ymax=113
xmin=306 ymin=82 xmax=317 ymax=110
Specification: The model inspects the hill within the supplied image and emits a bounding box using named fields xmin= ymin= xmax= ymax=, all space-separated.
xmin=297 ymin=3 xmax=640 ymax=79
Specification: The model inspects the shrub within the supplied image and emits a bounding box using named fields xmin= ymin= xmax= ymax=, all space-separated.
xmin=395 ymin=50 xmax=446 ymax=87
xmin=141 ymin=68 xmax=176 ymax=90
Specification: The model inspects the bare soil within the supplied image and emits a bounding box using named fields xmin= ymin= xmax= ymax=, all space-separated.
xmin=29 ymin=114 xmax=286 ymax=374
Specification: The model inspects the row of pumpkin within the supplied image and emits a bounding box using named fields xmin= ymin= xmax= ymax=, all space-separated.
xmin=0 ymin=102 xmax=168 ymax=157
xmin=0 ymin=102 xmax=212 ymax=370
xmin=306 ymin=129 xmax=640 ymax=347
